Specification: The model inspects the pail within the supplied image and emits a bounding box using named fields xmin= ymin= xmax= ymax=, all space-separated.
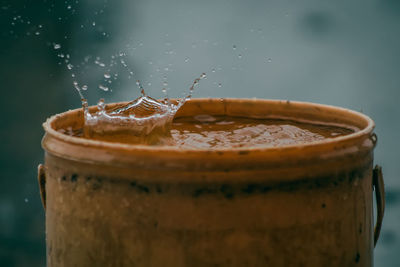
xmin=38 ymin=98 xmax=385 ymax=266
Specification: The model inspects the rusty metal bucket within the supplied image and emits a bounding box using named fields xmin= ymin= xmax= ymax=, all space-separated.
xmin=38 ymin=98 xmax=385 ymax=266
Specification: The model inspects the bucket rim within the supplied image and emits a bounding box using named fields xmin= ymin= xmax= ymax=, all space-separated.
xmin=42 ymin=98 xmax=375 ymax=155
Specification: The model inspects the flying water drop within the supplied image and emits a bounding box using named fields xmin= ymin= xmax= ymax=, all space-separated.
xmin=99 ymin=84 xmax=109 ymax=91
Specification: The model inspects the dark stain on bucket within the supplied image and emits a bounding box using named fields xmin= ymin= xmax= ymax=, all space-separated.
xmin=355 ymin=252 xmax=360 ymax=263
xmin=220 ymin=184 xmax=234 ymax=199
xmin=71 ymin=173 xmax=78 ymax=182
xmin=193 ymin=187 xmax=217 ymax=198
xmin=55 ymin=164 xmax=368 ymax=199
xmin=156 ymin=185 xmax=163 ymax=193
xmin=242 ymin=183 xmax=257 ymax=194
xmin=92 ymin=178 xmax=103 ymax=190
xmin=130 ymin=181 xmax=150 ymax=193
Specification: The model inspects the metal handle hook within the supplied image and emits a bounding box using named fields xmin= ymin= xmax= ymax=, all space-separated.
xmin=38 ymin=164 xmax=46 ymax=210
xmin=373 ymin=165 xmax=385 ymax=247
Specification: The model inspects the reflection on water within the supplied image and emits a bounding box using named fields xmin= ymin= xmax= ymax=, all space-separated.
xmin=0 ymin=0 xmax=399 ymax=266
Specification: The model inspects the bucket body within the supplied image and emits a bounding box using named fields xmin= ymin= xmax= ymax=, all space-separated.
xmin=40 ymin=99 xmax=379 ymax=266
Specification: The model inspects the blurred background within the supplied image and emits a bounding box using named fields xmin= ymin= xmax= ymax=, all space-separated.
xmin=0 ymin=0 xmax=399 ymax=266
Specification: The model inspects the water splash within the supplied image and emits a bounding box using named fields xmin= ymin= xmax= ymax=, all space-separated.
xmin=82 ymin=73 xmax=207 ymax=145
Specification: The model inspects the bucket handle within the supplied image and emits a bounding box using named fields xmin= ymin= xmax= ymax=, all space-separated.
xmin=373 ymin=165 xmax=385 ymax=247
xmin=38 ymin=164 xmax=46 ymax=210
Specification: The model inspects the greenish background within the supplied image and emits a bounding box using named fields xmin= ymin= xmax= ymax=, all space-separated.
xmin=0 ymin=0 xmax=399 ymax=266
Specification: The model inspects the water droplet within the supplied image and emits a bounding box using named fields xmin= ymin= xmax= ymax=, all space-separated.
xmin=184 ymin=57 xmax=189 ymax=63
xmin=99 ymin=84 xmax=109 ymax=91
xmin=67 ymin=64 xmax=73 ymax=70
xmin=92 ymin=21 xmax=96 ymax=26
xmin=97 ymin=98 xmax=106 ymax=111
xmin=120 ymin=59 xmax=127 ymax=67
xmin=24 ymin=198 xmax=29 ymax=203
xmin=38 ymin=24 xmax=42 ymax=28
xmin=200 ymin=73 xmax=206 ymax=79
xmin=136 ymin=80 xmax=145 ymax=95
xmin=35 ymin=31 xmax=40 ymax=35
xmin=104 ymin=73 xmax=111 ymax=79
xmin=232 ymin=45 xmax=237 ymax=50
xmin=267 ymin=57 xmax=272 ymax=63
xmin=238 ymin=54 xmax=242 ymax=59
xmin=95 ymin=60 xmax=105 ymax=67
xmin=218 ymin=83 xmax=222 ymax=88
xmin=73 ymin=81 xmax=80 ymax=90
xmin=67 ymin=5 xmax=71 ymax=9
xmin=54 ymin=43 xmax=61 ymax=50
xmin=82 ymin=85 xmax=88 ymax=90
